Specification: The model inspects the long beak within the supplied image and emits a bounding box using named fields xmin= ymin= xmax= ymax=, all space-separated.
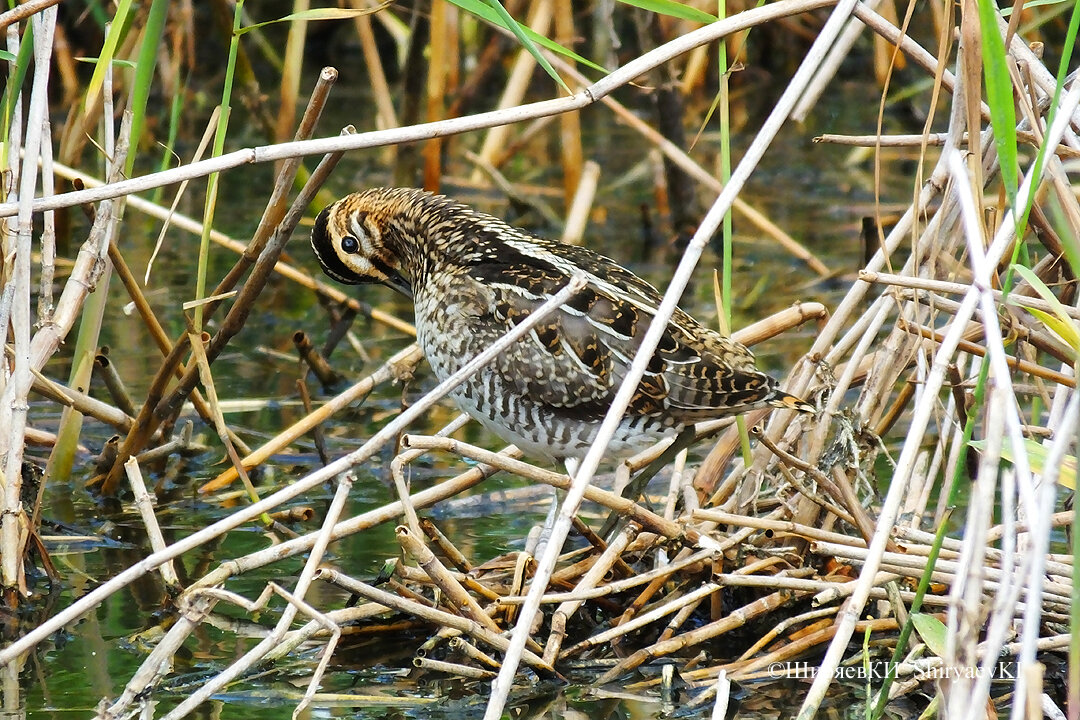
xmin=385 ymin=270 xmax=413 ymax=299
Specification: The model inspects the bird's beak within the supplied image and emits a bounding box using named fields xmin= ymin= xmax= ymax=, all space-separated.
xmin=385 ymin=270 xmax=413 ymax=299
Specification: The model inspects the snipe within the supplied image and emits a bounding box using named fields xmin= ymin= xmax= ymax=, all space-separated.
xmin=310 ymin=187 xmax=813 ymax=462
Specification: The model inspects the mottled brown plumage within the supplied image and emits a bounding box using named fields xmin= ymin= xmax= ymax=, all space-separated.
xmin=311 ymin=187 xmax=813 ymax=460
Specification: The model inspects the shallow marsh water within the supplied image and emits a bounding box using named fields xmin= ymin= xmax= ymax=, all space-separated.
xmin=13 ymin=80 xmax=928 ymax=720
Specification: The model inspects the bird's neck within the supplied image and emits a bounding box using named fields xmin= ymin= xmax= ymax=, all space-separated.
xmin=388 ymin=196 xmax=504 ymax=289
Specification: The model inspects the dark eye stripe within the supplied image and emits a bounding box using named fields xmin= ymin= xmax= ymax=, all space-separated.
xmin=311 ymin=206 xmax=364 ymax=284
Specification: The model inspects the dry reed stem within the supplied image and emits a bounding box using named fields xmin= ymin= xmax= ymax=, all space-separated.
xmin=543 ymin=523 xmax=638 ymax=663
xmin=420 ymin=517 xmax=475 ymax=573
xmin=471 ymin=0 xmax=555 ymax=182
xmin=553 ymin=0 xmax=582 ymax=207
xmin=399 ymin=434 xmax=704 ymax=545
xmin=315 ymin=568 xmax=556 ymax=674
xmin=0 ymin=0 xmax=60 ymax=31
xmin=496 ymin=548 xmax=718 ymax=606
xmin=598 ymin=588 xmax=812 ymax=683
xmin=9 ymin=1 xmax=1077 ymax=714
xmin=50 ymin=160 xmax=417 ymax=336
xmin=862 ymin=269 xmax=1080 ymax=320
xmin=548 ymin=54 xmax=830 ymax=276
xmin=901 ymin=318 xmax=1077 ymax=387
xmin=394 ymin=563 xmax=503 ymax=603
xmin=560 ymin=159 xmax=600 ymax=245
xmin=484 ymin=2 xmax=860 ymax=705
xmin=0 ymin=0 xmax=841 ymax=220
xmin=190 ymin=455 xmax=510 ymax=594
xmin=562 ymin=579 xmax=723 ymax=659
xmin=817 ymin=130 xmax=1080 ymax=156
xmin=101 ymin=594 xmax=216 ymax=718
xmin=27 ymin=363 xmax=134 ymax=431
xmin=124 ymin=457 xmax=180 ymax=590
xmin=414 ymin=657 xmax=497 ymax=680
xmin=3 ymin=6 xmax=94 ymax=593
xmin=199 ymin=344 xmax=427 ymax=492
xmin=397 ymin=526 xmax=502 ymax=635
xmin=158 ymin=469 xmax=357 ymax=720
xmin=812 ymin=539 xmax=1073 ymax=608
xmin=103 ymin=133 xmax=353 ymax=493
xmin=794 ymin=50 xmax=1080 ymax=713
xmin=692 ymin=508 xmax=870 ymax=547
xmin=92 ymin=353 xmax=136 ymax=417
xmin=0 ymin=230 xmax=586 ymax=670
xmin=448 ymin=636 xmax=502 ymax=669
xmin=423 ymin=0 xmax=448 ymax=190
xmin=351 ymin=2 xmax=397 ymax=133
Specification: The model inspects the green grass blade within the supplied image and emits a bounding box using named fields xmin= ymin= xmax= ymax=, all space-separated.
xmin=83 ymin=0 xmax=134 ymax=118
xmin=1009 ymin=263 xmax=1080 ymax=352
xmin=970 ymin=438 xmax=1076 ymax=489
xmin=480 ymin=0 xmax=570 ymax=94
xmin=151 ymin=74 xmax=187 ymax=207
xmin=75 ymin=57 xmax=136 ymax=68
xmin=451 ymin=0 xmax=606 ymax=78
xmin=451 ymin=0 xmax=607 ymax=72
xmin=977 ymin=0 xmax=1019 ymax=208
xmin=870 ymin=508 xmax=953 ymax=719
xmin=236 ymin=6 xmax=389 ymax=35
xmin=1020 ymin=306 xmax=1080 ymax=357
xmin=1014 ymin=0 xmax=1080 ymax=236
xmin=1 ymin=22 xmax=35 ymax=178
xmin=194 ymin=0 xmax=243 ymax=331
xmin=616 ymin=0 xmax=717 ymax=23
xmin=126 ymin=0 xmax=169 ymax=175
xmin=910 ymin=613 xmax=948 ymax=657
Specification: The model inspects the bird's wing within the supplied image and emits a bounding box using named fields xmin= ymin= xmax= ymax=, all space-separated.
xmin=459 ymin=240 xmax=781 ymax=422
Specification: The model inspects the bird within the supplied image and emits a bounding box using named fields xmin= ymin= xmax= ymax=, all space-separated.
xmin=310 ymin=187 xmax=814 ymax=465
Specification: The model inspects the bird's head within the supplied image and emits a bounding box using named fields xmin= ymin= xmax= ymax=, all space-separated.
xmin=310 ymin=190 xmax=414 ymax=297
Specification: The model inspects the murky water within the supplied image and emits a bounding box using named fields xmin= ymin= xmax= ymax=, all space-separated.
xmin=12 ymin=79 xmax=921 ymax=719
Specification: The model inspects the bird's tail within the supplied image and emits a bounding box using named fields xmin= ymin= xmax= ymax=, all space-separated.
xmin=769 ymin=391 xmax=816 ymax=414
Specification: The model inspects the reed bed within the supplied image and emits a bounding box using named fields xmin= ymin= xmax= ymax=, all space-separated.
xmin=0 ymin=2 xmax=1077 ymax=720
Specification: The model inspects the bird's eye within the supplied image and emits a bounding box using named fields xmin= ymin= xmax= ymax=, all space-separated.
xmin=340 ymin=235 xmax=360 ymax=254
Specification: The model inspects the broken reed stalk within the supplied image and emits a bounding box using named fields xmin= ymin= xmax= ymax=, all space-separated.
xmin=98 ymin=66 xmax=340 ymax=482
xmin=161 ymin=461 xmax=355 ymax=720
xmin=292 ymin=330 xmax=343 ymax=389
xmin=92 ymin=352 xmax=137 ymax=418
xmin=315 ymin=568 xmax=556 ymax=674
xmin=399 ymin=435 xmax=704 ymax=545
xmin=397 ymin=526 xmax=502 ymax=635
xmin=27 ymin=363 xmax=134 ymax=431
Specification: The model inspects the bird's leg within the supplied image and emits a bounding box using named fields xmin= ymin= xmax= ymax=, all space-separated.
xmin=534 ymin=458 xmax=579 ymax=561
